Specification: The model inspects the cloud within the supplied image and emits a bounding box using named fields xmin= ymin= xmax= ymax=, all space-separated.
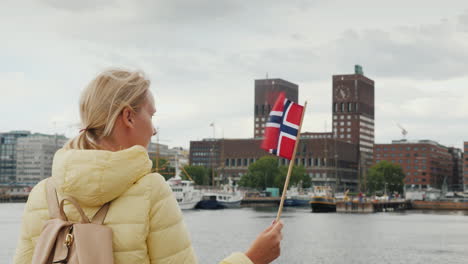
xmin=1 ymin=1 xmax=468 ymax=150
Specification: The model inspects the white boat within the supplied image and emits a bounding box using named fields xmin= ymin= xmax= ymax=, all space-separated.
xmin=197 ymin=184 xmax=244 ymax=209
xmin=197 ymin=191 xmax=243 ymax=209
xmin=167 ymin=177 xmax=202 ymax=210
xmin=284 ymin=186 xmax=313 ymax=207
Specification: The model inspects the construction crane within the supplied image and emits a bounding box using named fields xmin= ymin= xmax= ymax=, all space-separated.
xmin=396 ymin=123 xmax=408 ymax=139
xmin=180 ymin=166 xmax=194 ymax=182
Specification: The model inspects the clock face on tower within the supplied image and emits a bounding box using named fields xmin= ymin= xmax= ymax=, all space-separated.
xmin=335 ymin=85 xmax=350 ymax=101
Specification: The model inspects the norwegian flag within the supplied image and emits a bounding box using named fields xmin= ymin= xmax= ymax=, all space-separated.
xmin=261 ymin=92 xmax=304 ymax=160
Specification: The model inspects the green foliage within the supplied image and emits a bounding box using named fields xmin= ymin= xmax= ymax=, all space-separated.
xmin=238 ymin=156 xmax=311 ymax=192
xmin=182 ymin=165 xmax=209 ymax=185
xmin=240 ymin=156 xmax=280 ymax=190
xmin=367 ymin=160 xmax=405 ymax=194
xmin=151 ymin=158 xmax=175 ymax=180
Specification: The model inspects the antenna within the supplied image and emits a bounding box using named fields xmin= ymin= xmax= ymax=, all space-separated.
xmin=396 ymin=123 xmax=408 ymax=139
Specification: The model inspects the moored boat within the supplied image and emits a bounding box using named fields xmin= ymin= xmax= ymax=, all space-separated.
xmin=310 ymin=186 xmax=336 ymax=212
xmin=196 ymin=191 xmax=243 ymax=209
xmin=167 ymin=177 xmax=202 ymax=210
xmin=284 ymin=187 xmax=312 ymax=207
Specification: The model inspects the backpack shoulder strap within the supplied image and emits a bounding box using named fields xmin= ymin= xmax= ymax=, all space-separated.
xmin=46 ymin=178 xmax=62 ymax=220
xmin=91 ymin=202 xmax=111 ymax=224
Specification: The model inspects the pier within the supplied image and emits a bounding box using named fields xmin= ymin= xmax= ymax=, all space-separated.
xmin=241 ymin=197 xmax=280 ymax=206
xmin=336 ymin=200 xmax=412 ymax=213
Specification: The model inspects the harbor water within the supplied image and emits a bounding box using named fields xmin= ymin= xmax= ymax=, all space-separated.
xmin=2 ymin=203 xmax=468 ymax=263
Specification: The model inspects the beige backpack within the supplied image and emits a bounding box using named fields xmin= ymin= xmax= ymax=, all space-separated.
xmin=31 ymin=178 xmax=114 ymax=263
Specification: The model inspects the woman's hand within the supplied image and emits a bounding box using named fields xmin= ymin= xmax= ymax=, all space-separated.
xmin=245 ymin=220 xmax=283 ymax=264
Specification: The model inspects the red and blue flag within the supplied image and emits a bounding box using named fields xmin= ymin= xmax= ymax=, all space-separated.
xmin=261 ymin=92 xmax=304 ymax=160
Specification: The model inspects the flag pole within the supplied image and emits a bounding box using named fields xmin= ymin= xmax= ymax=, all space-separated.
xmin=276 ymin=101 xmax=308 ymax=222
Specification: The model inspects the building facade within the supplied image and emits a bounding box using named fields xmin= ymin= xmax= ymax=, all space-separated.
xmin=332 ymin=66 xmax=375 ymax=187
xmin=375 ymin=140 xmax=455 ymax=190
xmin=16 ymin=134 xmax=68 ymax=185
xmin=464 ymin=142 xmax=468 ymax=191
xmin=148 ymin=142 xmax=189 ymax=176
xmin=254 ymin=78 xmax=298 ymax=138
xmin=0 ymin=131 xmax=31 ymax=184
xmin=448 ymin=147 xmax=464 ymax=192
xmin=190 ymin=66 xmax=373 ymax=192
xmin=190 ymin=137 xmax=359 ymax=191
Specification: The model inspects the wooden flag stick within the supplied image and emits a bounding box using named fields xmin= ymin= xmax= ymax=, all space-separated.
xmin=276 ymin=101 xmax=308 ymax=222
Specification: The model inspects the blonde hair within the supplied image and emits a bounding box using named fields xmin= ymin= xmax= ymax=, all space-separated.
xmin=64 ymin=69 xmax=151 ymax=150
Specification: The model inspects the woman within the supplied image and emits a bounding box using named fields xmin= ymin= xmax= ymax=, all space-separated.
xmin=14 ymin=69 xmax=283 ymax=264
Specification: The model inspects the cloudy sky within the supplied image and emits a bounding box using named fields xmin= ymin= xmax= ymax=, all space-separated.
xmin=1 ymin=0 xmax=467 ymax=149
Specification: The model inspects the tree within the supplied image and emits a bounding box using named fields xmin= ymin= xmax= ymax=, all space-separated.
xmin=277 ymin=165 xmax=310 ymax=191
xmin=238 ymin=156 xmax=311 ymax=193
xmin=151 ymin=158 xmax=175 ymax=180
xmin=367 ymin=161 xmax=405 ymax=194
xmin=239 ymin=156 xmax=280 ymax=190
xmin=182 ymin=165 xmax=209 ymax=185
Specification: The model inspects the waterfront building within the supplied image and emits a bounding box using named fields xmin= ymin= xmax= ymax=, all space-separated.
xmin=189 ymin=137 xmax=358 ymax=190
xmin=190 ymin=66 xmax=374 ymax=192
xmin=148 ymin=142 xmax=189 ymax=176
xmin=16 ymin=133 xmax=68 ymax=185
xmin=464 ymin=142 xmax=468 ymax=191
xmin=448 ymin=147 xmax=464 ymax=191
xmin=254 ymin=78 xmax=298 ymax=138
xmin=0 ymin=131 xmax=30 ymax=184
xmin=332 ymin=65 xmax=375 ymax=187
xmin=374 ymin=140 xmax=456 ymax=191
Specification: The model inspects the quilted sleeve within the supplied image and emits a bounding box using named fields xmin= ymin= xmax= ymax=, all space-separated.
xmin=146 ymin=174 xmax=198 ymax=264
xmin=219 ymin=252 xmax=254 ymax=264
xmin=13 ymin=180 xmax=48 ymax=264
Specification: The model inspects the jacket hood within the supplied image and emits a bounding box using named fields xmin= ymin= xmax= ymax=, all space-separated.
xmin=51 ymin=145 xmax=153 ymax=207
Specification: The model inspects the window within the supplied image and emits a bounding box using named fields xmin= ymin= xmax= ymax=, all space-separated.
xmin=341 ymin=103 xmax=345 ymax=112
xmin=334 ymin=103 xmax=338 ymax=112
xmin=347 ymin=122 xmax=351 ymax=126
xmin=333 ymin=115 xmax=337 ymax=120
xmin=348 ymin=103 xmax=352 ymax=112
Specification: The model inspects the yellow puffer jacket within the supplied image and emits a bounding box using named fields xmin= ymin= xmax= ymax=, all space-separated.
xmin=14 ymin=146 xmax=253 ymax=264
